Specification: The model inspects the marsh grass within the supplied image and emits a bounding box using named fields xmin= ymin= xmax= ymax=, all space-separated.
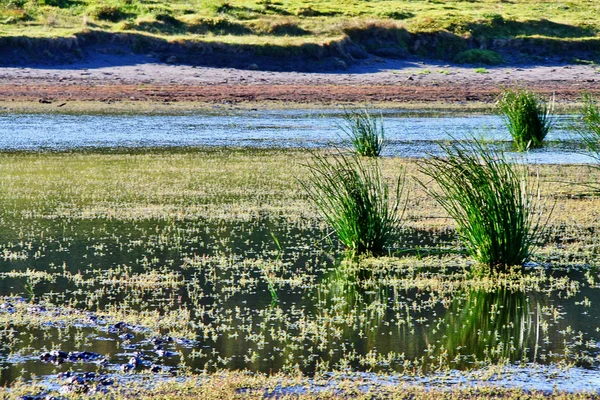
xmin=498 ymin=89 xmax=554 ymax=151
xmin=339 ymin=109 xmax=385 ymax=157
xmin=418 ymin=139 xmax=549 ymax=272
xmin=574 ymin=94 xmax=600 ymax=194
xmin=302 ymin=150 xmax=405 ymax=255
xmin=580 ymin=93 xmax=600 ymax=158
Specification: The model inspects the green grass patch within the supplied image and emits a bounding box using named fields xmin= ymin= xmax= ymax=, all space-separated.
xmin=340 ymin=109 xmax=385 ymax=157
xmin=454 ymin=49 xmax=503 ymax=65
xmin=498 ymin=89 xmax=555 ymax=151
xmin=580 ymin=93 xmax=600 ymax=157
xmin=418 ymin=138 xmax=549 ymax=272
xmin=302 ymin=150 xmax=405 ymax=255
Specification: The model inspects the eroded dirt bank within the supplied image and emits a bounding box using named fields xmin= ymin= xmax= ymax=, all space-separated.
xmin=1 ymin=53 xmax=599 ymax=106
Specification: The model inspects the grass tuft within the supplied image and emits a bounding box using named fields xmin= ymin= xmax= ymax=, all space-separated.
xmin=497 ymin=89 xmax=554 ymax=151
xmin=579 ymin=93 xmax=600 ymax=158
xmin=577 ymin=93 xmax=600 ymax=193
xmin=454 ymin=49 xmax=504 ymax=65
xmin=302 ymin=150 xmax=405 ymax=255
xmin=340 ymin=109 xmax=385 ymax=157
xmin=418 ymin=138 xmax=549 ymax=272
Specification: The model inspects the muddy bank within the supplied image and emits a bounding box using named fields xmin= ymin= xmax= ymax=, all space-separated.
xmin=0 ymin=52 xmax=599 ymax=107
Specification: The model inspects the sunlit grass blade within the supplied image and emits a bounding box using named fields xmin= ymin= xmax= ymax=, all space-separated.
xmin=575 ymin=93 xmax=600 ymax=194
xmin=339 ymin=109 xmax=385 ymax=157
xmin=498 ymin=89 xmax=554 ymax=151
xmin=418 ymin=138 xmax=550 ymax=271
xmin=579 ymin=93 xmax=600 ymax=159
xmin=302 ymin=150 xmax=405 ymax=255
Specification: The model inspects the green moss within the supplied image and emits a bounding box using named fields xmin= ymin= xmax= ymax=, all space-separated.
xmin=454 ymin=49 xmax=504 ymax=65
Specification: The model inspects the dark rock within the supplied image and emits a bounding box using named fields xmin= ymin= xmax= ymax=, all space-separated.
xmin=119 ymin=333 xmax=134 ymax=340
xmin=128 ymin=355 xmax=141 ymax=366
xmin=40 ymin=350 xmax=68 ymax=364
xmin=99 ymin=377 xmax=114 ymax=386
xmin=67 ymin=376 xmax=84 ymax=385
xmin=121 ymin=363 xmax=135 ymax=372
xmin=150 ymin=364 xmax=162 ymax=373
xmin=113 ymin=321 xmax=127 ymax=330
xmin=155 ymin=349 xmax=176 ymax=357
xmin=68 ymin=351 xmax=103 ymax=361
xmin=82 ymin=372 xmax=97 ymax=380
xmin=58 ymin=371 xmax=74 ymax=379
xmin=109 ymin=321 xmax=132 ymax=333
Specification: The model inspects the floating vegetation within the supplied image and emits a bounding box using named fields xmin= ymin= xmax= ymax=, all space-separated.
xmin=418 ymin=138 xmax=550 ymax=271
xmin=498 ymin=89 xmax=555 ymax=151
xmin=0 ymin=147 xmax=599 ymax=397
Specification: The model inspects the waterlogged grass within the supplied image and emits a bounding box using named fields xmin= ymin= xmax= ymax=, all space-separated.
xmin=498 ymin=89 xmax=555 ymax=151
xmin=302 ymin=150 xmax=405 ymax=254
xmin=418 ymin=139 xmax=548 ymax=271
xmin=340 ymin=110 xmax=385 ymax=158
xmin=580 ymin=94 xmax=600 ymax=158
xmin=0 ymin=148 xmax=599 ymax=396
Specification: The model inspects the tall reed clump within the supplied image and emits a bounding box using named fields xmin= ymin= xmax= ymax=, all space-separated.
xmin=579 ymin=93 xmax=600 ymax=159
xmin=303 ymin=150 xmax=405 ymax=255
xmin=340 ymin=109 xmax=385 ymax=157
xmin=418 ymin=139 xmax=548 ymax=272
xmin=498 ymin=89 xmax=554 ymax=151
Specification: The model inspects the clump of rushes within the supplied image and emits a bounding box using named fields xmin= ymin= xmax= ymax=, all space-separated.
xmin=498 ymin=89 xmax=554 ymax=151
xmin=418 ymin=139 xmax=549 ymax=272
xmin=580 ymin=93 xmax=600 ymax=159
xmin=303 ymin=150 xmax=405 ymax=255
xmin=340 ymin=109 xmax=385 ymax=157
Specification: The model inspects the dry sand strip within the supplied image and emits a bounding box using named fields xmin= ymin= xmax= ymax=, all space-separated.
xmin=1 ymin=53 xmax=599 ymax=105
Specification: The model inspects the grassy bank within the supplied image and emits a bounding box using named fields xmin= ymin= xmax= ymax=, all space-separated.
xmin=1 ymin=0 xmax=600 ymax=65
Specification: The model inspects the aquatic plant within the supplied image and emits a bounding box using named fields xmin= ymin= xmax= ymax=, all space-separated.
xmin=579 ymin=93 xmax=600 ymax=159
xmin=340 ymin=109 xmax=385 ymax=157
xmin=418 ymin=138 xmax=548 ymax=271
xmin=302 ymin=150 xmax=405 ymax=255
xmin=498 ymin=89 xmax=554 ymax=151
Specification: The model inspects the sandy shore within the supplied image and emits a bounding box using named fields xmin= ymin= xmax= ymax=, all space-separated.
xmin=0 ymin=52 xmax=599 ymax=107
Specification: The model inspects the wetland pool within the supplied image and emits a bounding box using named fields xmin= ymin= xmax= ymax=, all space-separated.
xmin=0 ymin=111 xmax=599 ymax=396
xmin=0 ymin=110 xmax=595 ymax=164
xmin=1 ymin=213 xmax=600 ymax=394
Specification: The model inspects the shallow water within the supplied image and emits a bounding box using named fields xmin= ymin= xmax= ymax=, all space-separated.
xmin=1 ymin=110 xmax=600 ymax=394
xmin=0 ymin=111 xmax=594 ymax=164
xmin=2 ymin=216 xmax=600 ymax=390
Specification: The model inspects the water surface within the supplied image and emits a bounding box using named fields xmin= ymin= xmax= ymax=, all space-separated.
xmin=0 ymin=111 xmax=593 ymax=164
